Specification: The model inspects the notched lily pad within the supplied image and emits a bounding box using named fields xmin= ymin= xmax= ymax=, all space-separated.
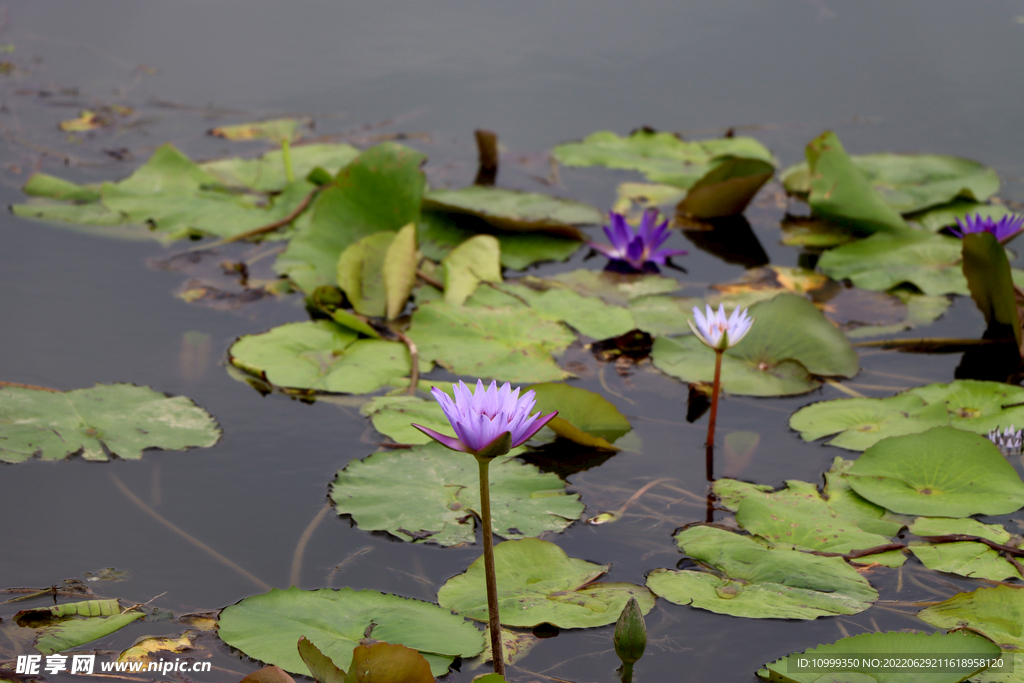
xmin=844 ymin=427 xmax=1024 ymax=517
xmin=0 ymin=383 xmax=220 ymax=463
xmin=330 ymin=444 xmax=583 ymax=546
xmin=437 ymin=538 xmax=655 ymax=629
xmin=647 ymin=525 xmax=878 ymax=620
xmin=228 ymin=321 xmax=412 ymax=395
xmin=423 ymin=186 xmax=601 ymax=238
xmin=526 ymin=383 xmax=631 ymax=450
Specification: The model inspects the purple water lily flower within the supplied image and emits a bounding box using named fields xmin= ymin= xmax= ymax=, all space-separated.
xmin=951 ymin=213 xmax=1024 ymax=243
xmin=412 ymin=380 xmax=557 ymax=459
xmin=591 ymin=209 xmax=687 ymax=273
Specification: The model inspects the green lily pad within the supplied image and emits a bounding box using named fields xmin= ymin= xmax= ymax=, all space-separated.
xmin=422 ymin=186 xmax=601 ymax=237
xmin=505 ymin=283 xmax=636 ymax=341
xmin=918 ymin=585 xmax=1024 ymax=683
xmin=228 ymin=321 xmax=411 ymax=395
xmin=330 ymin=444 xmax=583 ymax=545
xmin=905 ymin=380 xmax=1024 ymax=435
xmin=800 ymin=131 xmax=908 ymax=234
xmin=844 ymin=289 xmax=952 ymax=339
xmin=909 ymin=200 xmax=1017 ymax=233
xmin=100 ymin=143 xmax=313 ymax=240
xmin=382 ymin=223 xmax=418 ymax=320
xmin=437 ymin=538 xmax=655 ymax=628
xmin=551 ymin=130 xmax=775 ymax=189
xmin=217 ymin=586 xmax=484 ymax=677
xmin=817 ymin=231 xmax=968 ymax=295
xmin=442 ymin=235 xmax=502 ymax=306
xmin=275 ymin=143 xmax=426 ymax=294
xmin=418 ymin=212 xmax=581 ymax=271
xmin=23 ymin=173 xmax=101 ymax=202
xmin=201 ymin=143 xmax=361 ymax=193
xmin=789 ymin=394 xmax=951 ymax=451
xmin=907 ymin=517 xmax=1021 ymax=582
xmin=526 ymin=269 xmax=681 ymax=306
xmin=726 ymin=479 xmax=905 ymax=566
xmin=844 ymin=427 xmax=1024 ymax=517
xmin=822 ymin=458 xmax=910 ymax=537
xmin=408 ymin=300 xmax=575 ymax=383
xmin=961 ymin=231 xmax=1022 ymax=349
xmin=32 ymin=605 xmax=144 ymax=655
xmin=647 ymin=525 xmax=878 ymax=619
xmin=526 ymin=383 xmax=631 ymax=449
xmin=626 ymin=295 xmax=703 ymax=336
xmin=337 ymin=232 xmax=395 ymax=317
xmin=0 ymin=384 xmax=220 ymax=463
xmin=677 ymin=157 xmax=775 ymax=218
xmin=783 ymin=150 xmax=999 ymax=215
xmin=360 ymin=396 xmax=447 ymax=445
xmin=760 ymin=631 xmax=1001 ymax=683
xmin=209 ymin=117 xmax=310 ymax=142
xmin=651 ymin=293 xmax=859 ymax=396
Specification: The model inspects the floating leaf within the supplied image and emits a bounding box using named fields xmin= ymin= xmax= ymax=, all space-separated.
xmin=962 ymin=231 xmax=1022 ymax=350
xmin=443 ymin=235 xmax=502 ymax=306
xmin=201 ymin=143 xmax=360 ymax=193
xmin=217 ymin=586 xmax=484 ymax=677
xmin=760 ymin=631 xmax=1001 ymax=683
xmin=28 ymin=600 xmax=144 ymax=655
xmin=229 ymin=321 xmax=411 ymax=395
xmin=677 ymin=157 xmax=775 ymax=218
xmin=910 ymin=199 xmax=1016 ymax=233
xmin=361 ymin=396 xmax=447 ymax=445
xmin=209 ymin=117 xmax=311 ymax=142
xmin=276 ymin=143 xmax=426 ymax=294
xmin=383 ymin=223 xmax=418 ymax=320
xmin=423 ymin=186 xmax=602 ymax=237
xmin=330 ymin=444 xmax=583 ymax=546
xmin=822 ymin=458 xmax=909 ymax=537
xmin=909 ymin=542 xmax=1021 ymax=582
xmin=23 ymin=173 xmax=101 ymax=202
xmin=418 ymin=212 xmax=581 ymax=270
xmin=724 ymin=479 xmax=904 ymax=566
xmin=844 ymin=427 xmax=1024 ymax=517
xmin=789 ymin=393 xmax=950 ymax=451
xmin=626 ymin=294 xmax=703 ymax=336
xmin=344 ymin=641 xmax=435 ymax=683
xmin=551 ymin=130 xmax=774 ymax=189
xmin=647 ymin=525 xmax=877 ymax=619
xmin=800 ymin=131 xmax=908 ymax=233
xmin=437 ymin=538 xmax=655 ymax=629
xmin=477 ymin=627 xmax=538 ymax=668
xmin=508 ymin=284 xmax=636 ymax=341
xmin=844 ymin=288 xmax=951 ymax=339
xmin=527 ymin=269 xmax=681 ymax=306
xmin=337 ymin=232 xmax=394 ymax=317
xmin=910 ymin=516 xmax=1013 ymax=543
xmin=527 ymin=383 xmax=630 ymax=449
xmin=0 ymin=384 xmax=220 ymax=463
xmin=651 ymin=294 xmax=859 ymax=396
xmin=241 ymin=666 xmax=296 ymax=683
xmin=817 ymin=231 xmax=971 ymax=295
xmin=906 ymin=380 xmax=1024 ymax=435
xmin=297 ymin=637 xmax=347 ymax=683
xmin=408 ymin=300 xmax=575 ymax=383
xmin=120 ymin=630 xmax=202 ymax=663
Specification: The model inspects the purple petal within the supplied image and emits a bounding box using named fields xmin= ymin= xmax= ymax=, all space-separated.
xmin=411 ymin=424 xmax=471 ymax=453
xmin=511 ymin=411 xmax=558 ymax=447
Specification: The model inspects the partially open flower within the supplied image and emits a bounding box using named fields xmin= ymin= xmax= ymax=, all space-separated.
xmin=412 ymin=380 xmax=557 ymax=460
xmin=987 ymin=425 xmax=1023 ymax=456
xmin=951 ymin=213 xmax=1024 ymax=244
xmin=689 ymin=304 xmax=754 ymax=351
xmin=591 ymin=209 xmax=687 ymax=273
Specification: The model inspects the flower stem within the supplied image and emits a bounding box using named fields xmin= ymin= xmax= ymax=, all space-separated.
xmin=477 ymin=458 xmax=505 ymax=675
xmin=707 ymin=349 xmax=723 ymax=448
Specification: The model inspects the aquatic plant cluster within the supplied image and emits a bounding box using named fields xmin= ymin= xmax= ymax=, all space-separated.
xmin=7 ymin=121 xmax=1024 ymax=683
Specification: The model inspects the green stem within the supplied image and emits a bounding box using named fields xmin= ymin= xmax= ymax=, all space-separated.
xmin=620 ymin=662 xmax=634 ymax=683
xmin=706 ymin=349 xmax=723 ymax=448
xmin=477 ymin=458 xmax=505 ymax=675
xmin=281 ymin=138 xmax=294 ymax=183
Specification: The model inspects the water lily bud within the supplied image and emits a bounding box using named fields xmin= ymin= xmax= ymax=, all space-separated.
xmin=613 ymin=597 xmax=646 ymax=666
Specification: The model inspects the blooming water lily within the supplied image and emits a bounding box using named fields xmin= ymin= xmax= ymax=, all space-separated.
xmin=412 ymin=379 xmax=557 ymax=675
xmin=951 ymin=212 xmax=1024 ymax=244
xmin=591 ymin=209 xmax=687 ymax=273
xmin=987 ymin=425 xmax=1023 ymax=456
xmin=690 ymin=304 xmax=754 ymax=449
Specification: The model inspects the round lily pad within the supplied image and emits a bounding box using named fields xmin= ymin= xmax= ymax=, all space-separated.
xmin=423 ymin=186 xmax=602 ymax=236
xmin=330 ymin=444 xmax=584 ymax=546
xmin=437 ymin=538 xmax=655 ymax=629
xmin=906 ymin=380 xmax=1024 ymax=435
xmin=647 ymin=525 xmax=878 ymax=620
xmin=0 ymin=383 xmax=220 ymax=463
xmin=217 ymin=586 xmax=484 ymax=677
xmin=918 ymin=585 xmax=1024 ymax=652
xmin=844 ymin=427 xmax=1024 ymax=517
xmin=817 ymin=231 xmax=967 ymax=295
xmin=789 ymin=394 xmax=950 ymax=451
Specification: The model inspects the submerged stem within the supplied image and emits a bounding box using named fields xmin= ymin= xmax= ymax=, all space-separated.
xmin=706 ymin=349 xmax=723 ymax=448
xmin=477 ymin=458 xmax=505 ymax=675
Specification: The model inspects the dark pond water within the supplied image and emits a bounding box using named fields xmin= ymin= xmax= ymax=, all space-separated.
xmin=2 ymin=1 xmax=1024 ymax=681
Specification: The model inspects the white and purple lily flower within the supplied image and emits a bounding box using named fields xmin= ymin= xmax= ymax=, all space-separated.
xmin=591 ymin=209 xmax=687 ymax=273
xmin=412 ymin=380 xmax=557 ymax=459
xmin=987 ymin=425 xmax=1023 ymax=456
xmin=950 ymin=213 xmax=1024 ymax=243
xmin=689 ymin=304 xmax=754 ymax=351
